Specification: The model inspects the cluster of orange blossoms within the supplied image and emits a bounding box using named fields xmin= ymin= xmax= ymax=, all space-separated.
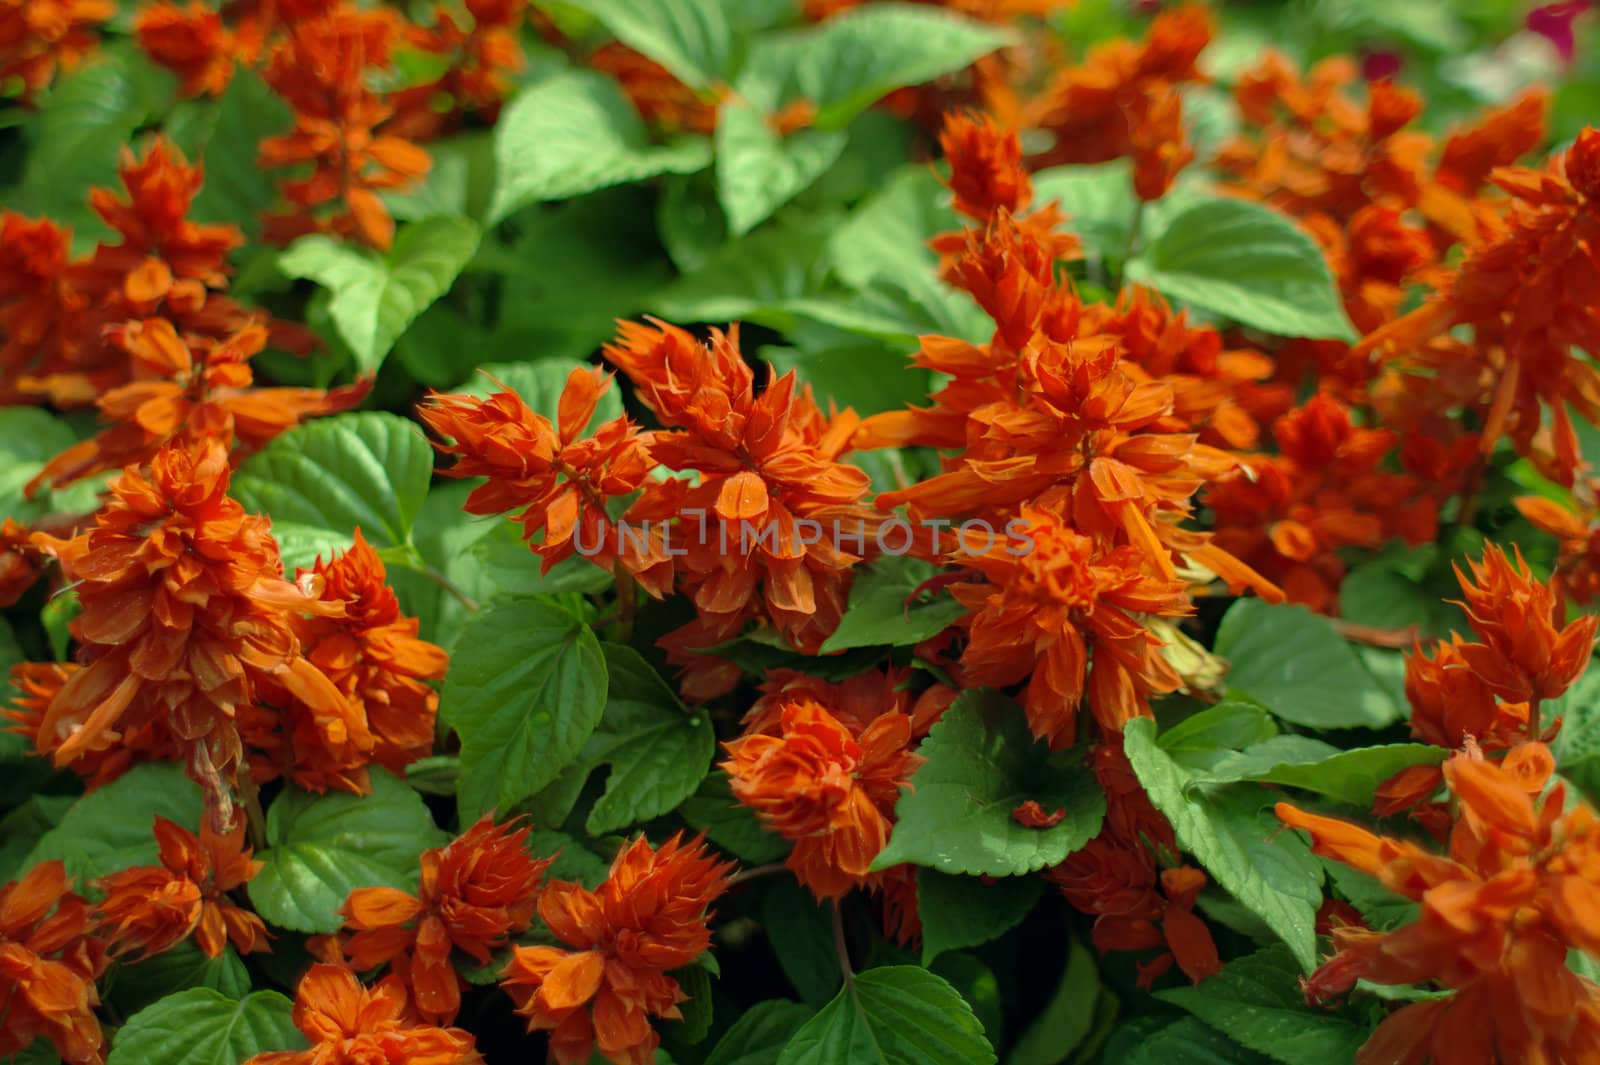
xmin=500 ymin=834 xmax=733 ymax=1065
xmin=1279 ymin=744 xmax=1600 ymax=1064
xmin=1379 ymin=545 xmax=1596 ymax=830
xmin=0 ymin=861 xmax=106 ymax=1065
xmin=0 ymin=0 xmax=110 ymax=101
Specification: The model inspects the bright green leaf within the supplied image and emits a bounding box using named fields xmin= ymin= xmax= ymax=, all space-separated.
xmin=439 ymin=597 xmax=608 ymax=821
xmin=916 ymin=870 xmax=1042 ymax=965
xmin=566 ymin=0 xmax=740 ymax=89
xmin=715 ymin=99 xmax=848 ymax=235
xmin=0 ymin=407 xmax=80 ymax=525
xmin=106 ymin=988 xmax=303 ymax=1065
xmin=249 ymin=768 xmax=446 ymax=934
xmin=1030 ymin=161 xmax=1138 ymax=261
xmin=776 ymin=966 xmax=996 ymax=1065
xmin=821 ymin=557 xmax=966 ymax=652
xmin=1193 ymin=738 xmax=1447 ymax=807
xmin=186 ymin=68 xmax=292 ymax=238
xmin=1126 ymin=198 xmax=1355 ymax=341
xmin=278 ymin=216 xmax=481 ymax=375
xmin=872 ymin=690 xmax=1105 ymax=876
xmin=1123 ymin=717 xmax=1323 ymax=971
xmin=1156 ymin=947 xmax=1369 ymax=1065
xmin=489 ymin=70 xmax=711 ymax=222
xmin=680 ymin=772 xmax=791 ymax=864
xmin=229 ymin=412 xmax=434 ymax=570
xmin=1215 ymin=600 xmax=1403 ymax=729
xmin=23 ymin=763 xmax=203 ymax=884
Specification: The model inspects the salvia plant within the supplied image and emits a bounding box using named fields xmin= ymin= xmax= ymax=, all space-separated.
xmin=1 ymin=1 xmax=1599 ymax=1063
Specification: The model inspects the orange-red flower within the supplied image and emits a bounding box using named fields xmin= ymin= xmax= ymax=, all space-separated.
xmin=419 ymin=367 xmax=670 ymax=597
xmin=1517 ymin=489 xmax=1600 ymax=605
xmin=389 ymin=0 xmax=528 ymax=140
xmin=338 ymin=816 xmax=549 ymax=1024
xmin=95 ymin=815 xmax=268 ymax=961
xmin=259 ymin=4 xmax=431 ymax=249
xmin=724 ymin=697 xmax=920 ymax=900
xmin=1277 ymin=743 xmax=1600 ymax=1065
xmin=248 ymin=530 xmax=447 ymax=795
xmin=0 ymin=860 xmax=106 ymax=1065
xmin=29 ymin=438 xmax=352 ymax=822
xmin=0 ymin=211 xmax=84 ymax=404
xmin=135 ymin=1 xmax=250 ymax=97
xmin=0 ymin=0 xmax=112 ymax=101
xmin=244 ymin=963 xmax=483 ymax=1065
xmin=500 ymin=833 xmax=732 ymax=1065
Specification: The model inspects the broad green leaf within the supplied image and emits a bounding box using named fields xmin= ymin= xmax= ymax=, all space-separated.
xmin=108 ymin=944 xmax=252 ymax=1015
xmin=0 ymin=795 xmax=75 ymax=883
xmin=186 ymin=68 xmax=292 ymax=238
xmin=1123 ymin=717 xmax=1323 ymax=971
xmin=230 ymin=411 xmax=431 ymax=569
xmin=489 ymin=70 xmax=711 ymax=222
xmin=1005 ymin=937 xmax=1099 ymax=1065
xmin=566 ymin=0 xmax=741 ymax=89
xmin=439 ymin=597 xmax=608 ymax=820
xmin=106 ymin=988 xmax=303 ymax=1065
xmin=1553 ymin=665 xmax=1600 ymax=802
xmin=446 ymin=521 xmax=615 ymax=615
xmin=776 ymin=966 xmax=996 ymax=1065
xmin=1338 ymin=558 xmax=1467 ymax=639
xmin=820 ymin=557 xmax=966 ymax=652
xmin=706 ymin=1000 xmax=814 ymax=1065
xmin=1102 ymin=1016 xmax=1273 ymax=1065
xmin=872 ymin=690 xmax=1105 ymax=876
xmin=930 ymin=953 xmax=1003 ymax=1050
xmin=384 ymin=132 xmax=495 ymax=223
xmin=762 ymin=343 xmax=932 ymax=417
xmin=0 ymin=407 xmax=80 ymax=524
xmin=680 ymin=772 xmax=792 ymax=864
xmin=652 ymin=218 xmax=833 ymax=324
xmin=249 ymin=768 xmax=446 ymax=934
xmin=1215 ymin=600 xmax=1403 ymax=729
xmin=1157 ymin=947 xmax=1370 ymax=1065
xmin=573 ymin=644 xmax=716 ymax=834
xmin=1158 ymin=701 xmax=1279 ymax=757
xmin=751 ymin=7 xmax=1013 ymax=129
xmin=715 ymin=99 xmax=848 ymax=235
xmin=1030 ymin=161 xmax=1138 ymax=261
xmin=1193 ymin=738 xmax=1447 ymax=807
xmin=277 ymin=216 xmax=481 ymax=375
xmin=916 ymin=870 xmax=1042 ymax=965
xmin=530 ymin=829 xmax=611 ymax=889
xmin=1126 ymin=198 xmax=1355 ymax=341
xmin=763 ymin=878 xmax=842 ymax=1008
xmin=1322 ymin=860 xmax=1418 ymax=932
xmin=23 ymin=763 xmax=203 ymax=883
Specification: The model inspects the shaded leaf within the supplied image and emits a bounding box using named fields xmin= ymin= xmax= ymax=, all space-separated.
xmin=917 ymin=870 xmax=1042 ymax=965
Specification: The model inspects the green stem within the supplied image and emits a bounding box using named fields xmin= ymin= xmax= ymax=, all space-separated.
xmin=831 ymin=901 xmax=854 ymax=988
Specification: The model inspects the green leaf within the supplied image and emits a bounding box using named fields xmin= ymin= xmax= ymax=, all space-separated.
xmin=1193 ymin=739 xmax=1447 ymax=808
xmin=1552 ymin=665 xmax=1600 ymax=803
xmin=229 ymin=412 xmax=434 ymax=571
xmin=1337 ymin=558 xmax=1467 ymax=639
xmin=1030 ymin=161 xmax=1138 ymax=261
xmin=1214 ymin=600 xmax=1403 ymax=729
xmin=108 ymin=944 xmax=252 ymax=1015
xmin=776 ymin=966 xmax=996 ymax=1065
xmin=0 ymin=795 xmax=75 ymax=884
xmin=489 ymin=70 xmax=711 ymax=222
xmin=249 ymin=768 xmax=446 ymax=934
xmin=106 ymin=988 xmax=304 ymax=1065
xmin=566 ymin=0 xmax=741 ymax=89
xmin=820 ymin=557 xmax=966 ymax=653
xmin=762 ymin=343 xmax=932 ymax=417
xmin=572 ymin=644 xmax=716 ymax=834
xmin=652 ymin=218 xmax=832 ymax=325
xmin=715 ymin=99 xmax=848 ymax=235
xmin=1322 ymin=860 xmax=1418 ymax=932
xmin=0 ymin=407 xmax=80 ymax=524
xmin=446 ymin=522 xmax=614 ymax=615
xmin=871 ymin=690 xmax=1105 ymax=876
xmin=185 ymin=68 xmax=292 ymax=238
xmin=277 ymin=216 xmax=481 ymax=375
xmin=1122 ymin=717 xmax=1323 ymax=972
xmin=1126 ymin=198 xmax=1355 ymax=341
xmin=1103 ymin=1016 xmax=1273 ymax=1065
xmin=706 ymin=1000 xmax=815 ymax=1065
xmin=1004 ymin=937 xmax=1099 ymax=1065
xmin=23 ymin=763 xmax=203 ymax=883
xmin=454 ymin=359 xmax=625 ymax=428
xmin=680 ymin=771 xmax=792 ymax=864
xmin=752 ymin=7 xmax=1013 ymax=129
xmin=384 ymin=132 xmax=495 ymax=223
xmin=1158 ymin=702 xmax=1280 ymax=757
xmin=1156 ymin=947 xmax=1370 ymax=1065
xmin=916 ymin=870 xmax=1042 ymax=965
xmin=439 ymin=597 xmax=608 ymax=821
xmin=763 ymin=878 xmax=842 ymax=1007
xmin=930 ymin=953 xmax=1003 ymax=1051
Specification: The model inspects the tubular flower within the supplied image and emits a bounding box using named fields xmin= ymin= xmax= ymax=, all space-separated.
xmin=95 ymin=814 xmax=268 ymax=961
xmin=135 ymin=1 xmax=251 ymax=97
xmin=250 ymin=530 xmax=447 ymax=794
xmin=1517 ymin=489 xmax=1600 ymax=605
xmin=258 ymin=3 xmax=431 ymax=250
xmin=723 ymin=697 xmax=921 ymax=900
xmin=0 ymin=211 xmax=83 ymax=404
xmin=1048 ymin=740 xmax=1219 ymax=987
xmin=0 ymin=518 xmax=43 ymax=606
xmin=389 ymin=0 xmax=529 ymax=140
xmin=1356 ymin=127 xmax=1600 ymax=486
xmin=0 ymin=860 xmax=106 ymax=1065
xmin=500 ymin=833 xmax=733 ymax=1065
xmin=244 ymin=964 xmax=484 ymax=1065
xmin=339 ymin=816 xmax=550 ymax=1025
xmin=1277 ymin=743 xmax=1600 ymax=1065
xmin=951 ymin=504 xmax=1191 ymax=746
xmin=5 ymin=661 xmax=183 ymax=790
xmin=27 ymin=317 xmax=368 ymax=494
xmin=0 ymin=0 xmax=112 ymax=102
xmin=418 ymin=367 xmax=670 ymax=596
xmin=29 ymin=438 xmax=352 ymax=823
xmin=741 ymin=666 xmax=954 ymax=742
xmin=604 ymin=320 xmax=878 ymax=687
